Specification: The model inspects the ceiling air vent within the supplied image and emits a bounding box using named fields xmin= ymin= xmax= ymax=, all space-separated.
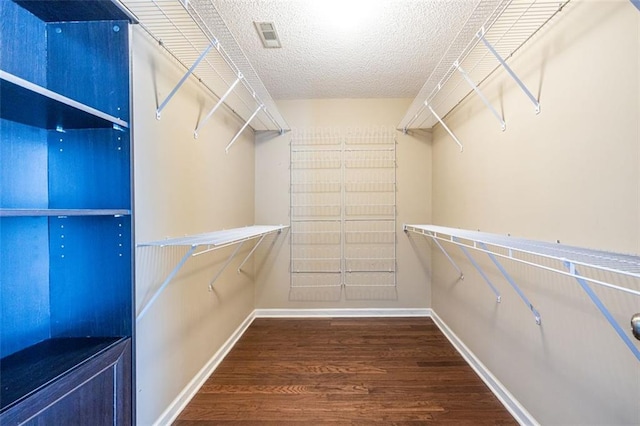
xmin=254 ymin=21 xmax=281 ymax=48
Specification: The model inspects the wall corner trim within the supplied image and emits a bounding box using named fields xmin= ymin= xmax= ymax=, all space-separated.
xmin=430 ymin=310 xmax=539 ymax=426
xmin=153 ymin=310 xmax=257 ymax=426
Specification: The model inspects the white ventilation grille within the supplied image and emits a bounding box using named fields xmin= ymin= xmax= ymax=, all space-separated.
xmin=255 ymin=21 xmax=281 ymax=48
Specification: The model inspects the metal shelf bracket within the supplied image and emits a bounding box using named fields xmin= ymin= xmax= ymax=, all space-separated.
xmin=137 ymin=245 xmax=198 ymax=321
xmin=563 ymin=261 xmax=640 ymax=361
xmin=478 ymin=242 xmax=541 ymax=324
xmin=225 ymin=104 xmax=263 ymax=153
xmin=136 ymin=225 xmax=288 ymax=322
xmin=207 ymin=241 xmax=245 ymax=291
xmin=194 ymin=73 xmax=243 ymax=138
xmin=156 ymin=41 xmax=216 ymax=119
xmin=455 ymin=239 xmax=501 ymax=302
xmin=404 ymin=224 xmax=640 ymax=358
xmin=478 ymin=29 xmax=541 ymax=114
xmin=398 ymin=0 xmax=567 ymax=132
xmin=237 ymin=233 xmax=269 ymax=273
xmin=455 ymin=61 xmax=506 ymax=131
xmin=425 ymin=102 xmax=464 ymax=152
xmin=432 ymin=234 xmax=464 ymax=280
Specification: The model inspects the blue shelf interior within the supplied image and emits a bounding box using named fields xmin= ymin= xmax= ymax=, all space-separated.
xmin=0 ymin=0 xmax=133 ymax=363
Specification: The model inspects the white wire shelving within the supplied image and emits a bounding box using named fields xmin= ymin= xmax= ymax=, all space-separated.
xmin=404 ymin=224 xmax=640 ymax=361
xmin=398 ymin=0 xmax=569 ymax=150
xmin=117 ymin=0 xmax=289 ymax=150
xmin=290 ymin=132 xmax=397 ymax=291
xmin=136 ymin=225 xmax=288 ymax=321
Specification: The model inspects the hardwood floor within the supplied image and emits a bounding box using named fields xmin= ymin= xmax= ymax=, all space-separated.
xmin=174 ymin=317 xmax=517 ymax=425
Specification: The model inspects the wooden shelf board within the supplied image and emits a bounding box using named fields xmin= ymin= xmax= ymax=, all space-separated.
xmin=0 ymin=209 xmax=131 ymax=217
xmin=0 ymin=70 xmax=129 ymax=130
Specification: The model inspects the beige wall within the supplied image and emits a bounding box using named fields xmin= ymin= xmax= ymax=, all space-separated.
xmin=130 ymin=0 xmax=639 ymax=423
xmin=132 ymin=26 xmax=256 ymax=425
xmin=254 ymin=99 xmax=432 ymax=309
xmin=431 ymin=0 xmax=639 ymax=424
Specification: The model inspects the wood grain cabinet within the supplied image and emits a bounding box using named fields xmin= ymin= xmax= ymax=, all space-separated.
xmin=0 ymin=1 xmax=134 ymax=424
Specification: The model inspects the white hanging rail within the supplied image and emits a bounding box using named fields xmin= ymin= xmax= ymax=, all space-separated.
xmin=399 ymin=0 xmax=569 ymax=135
xmin=117 ymin=0 xmax=289 ymax=137
xmin=136 ymin=225 xmax=288 ymax=321
xmin=404 ymin=224 xmax=640 ymax=361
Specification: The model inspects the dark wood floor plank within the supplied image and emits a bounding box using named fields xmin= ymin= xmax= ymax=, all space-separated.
xmin=174 ymin=317 xmax=516 ymax=425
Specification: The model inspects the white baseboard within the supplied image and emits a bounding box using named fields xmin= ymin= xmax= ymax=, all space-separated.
xmin=154 ymin=307 xmax=534 ymax=426
xmin=429 ymin=310 xmax=538 ymax=426
xmin=254 ymin=307 xmax=432 ymax=318
xmin=152 ymin=310 xmax=257 ymax=426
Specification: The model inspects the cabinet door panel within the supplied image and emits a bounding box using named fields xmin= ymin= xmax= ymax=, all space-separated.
xmin=27 ymin=367 xmax=115 ymax=426
xmin=0 ymin=339 xmax=132 ymax=426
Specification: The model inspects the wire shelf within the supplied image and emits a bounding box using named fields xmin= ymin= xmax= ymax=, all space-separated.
xmin=290 ymin=133 xmax=397 ymax=292
xmin=291 ymin=182 xmax=342 ymax=194
xmin=405 ymin=224 xmax=640 ymax=293
xmin=346 ymin=258 xmax=396 ymax=272
xmin=118 ymin=0 xmax=288 ymax=133
xmin=405 ymin=224 xmax=640 ymax=360
xmin=345 ymin=271 xmax=396 ymax=287
xmin=136 ymin=224 xmax=287 ymax=320
xmin=398 ymin=0 xmax=569 ymax=131
xmin=139 ymin=224 xmax=287 ymax=247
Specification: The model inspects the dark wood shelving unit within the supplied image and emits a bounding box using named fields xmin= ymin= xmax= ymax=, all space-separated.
xmin=0 ymin=0 xmax=135 ymax=423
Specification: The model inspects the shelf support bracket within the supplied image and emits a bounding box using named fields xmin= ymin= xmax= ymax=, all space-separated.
xmin=455 ymin=239 xmax=501 ymax=302
xmin=208 ymin=241 xmax=245 ymax=291
xmin=237 ymin=233 xmax=268 ymax=273
xmin=137 ymin=245 xmax=198 ymax=322
xmin=455 ymin=61 xmax=506 ymax=131
xmin=425 ymin=102 xmax=463 ymax=152
xmin=478 ymin=30 xmax=540 ymax=114
xmin=427 ymin=233 xmax=464 ymax=280
xmin=478 ymin=242 xmax=541 ymax=325
xmin=563 ymin=262 xmax=640 ymax=361
xmin=225 ymin=104 xmax=263 ymax=153
xmin=194 ymin=74 xmax=243 ymax=138
xmin=156 ymin=42 xmax=215 ymax=119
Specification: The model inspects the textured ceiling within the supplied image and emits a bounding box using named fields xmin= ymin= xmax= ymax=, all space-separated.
xmin=212 ymin=0 xmax=480 ymax=100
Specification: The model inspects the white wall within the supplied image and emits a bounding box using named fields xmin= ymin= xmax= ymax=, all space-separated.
xmin=254 ymin=99 xmax=432 ymax=309
xmin=431 ymin=0 xmax=640 ymax=424
xmin=131 ymin=26 xmax=257 ymax=425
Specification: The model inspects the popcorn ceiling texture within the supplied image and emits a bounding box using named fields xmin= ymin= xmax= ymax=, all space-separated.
xmin=213 ymin=0 xmax=479 ymax=100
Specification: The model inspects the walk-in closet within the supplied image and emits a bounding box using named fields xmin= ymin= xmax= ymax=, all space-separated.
xmin=1 ymin=0 xmax=638 ymax=424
